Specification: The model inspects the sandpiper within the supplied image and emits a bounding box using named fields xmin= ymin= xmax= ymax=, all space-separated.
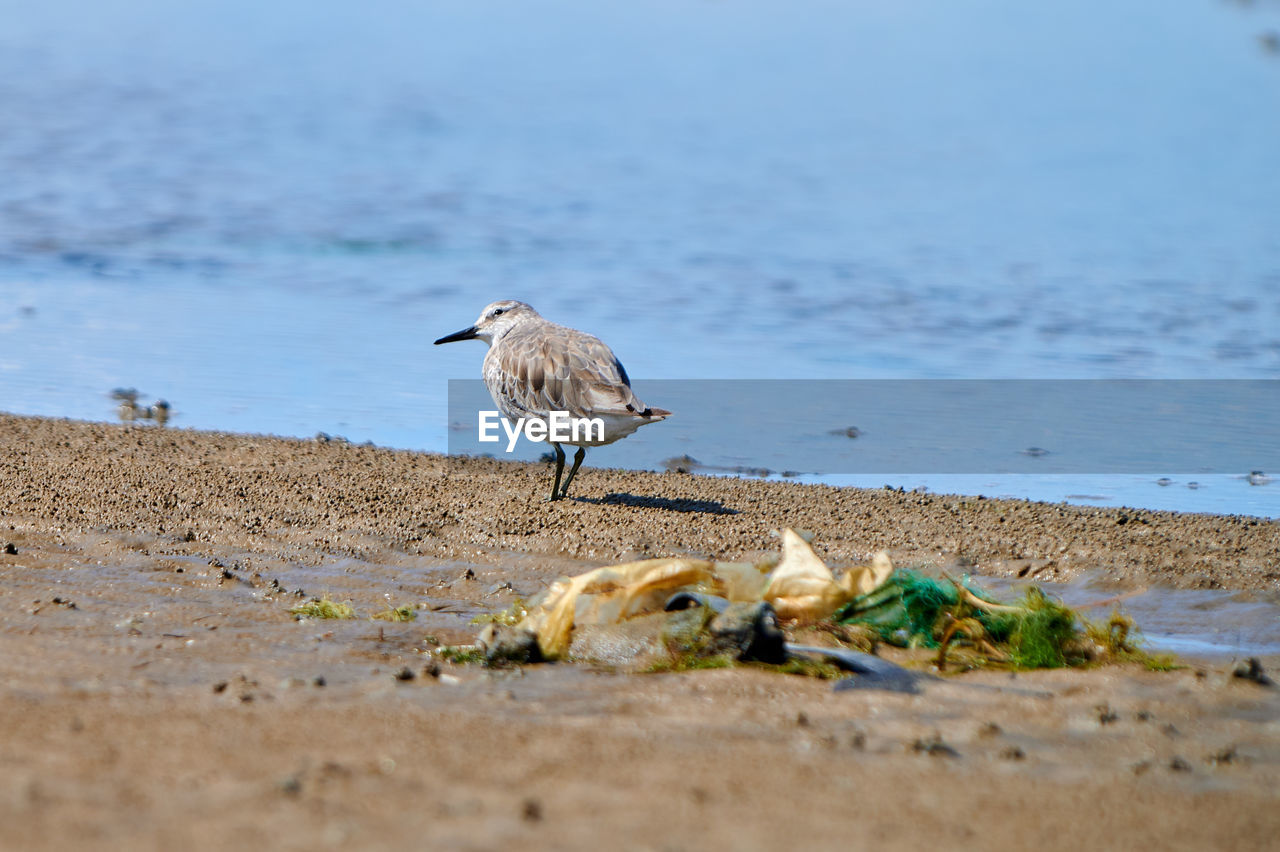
xmin=434 ymin=300 xmax=670 ymax=500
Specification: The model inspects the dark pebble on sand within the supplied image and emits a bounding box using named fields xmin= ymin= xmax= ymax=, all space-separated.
xmin=3 ymin=543 xmax=16 ymax=555
xmin=1232 ymin=657 xmax=1274 ymax=686
xmin=1207 ymin=746 xmax=1239 ymax=765
xmin=912 ymin=733 xmax=958 ymax=757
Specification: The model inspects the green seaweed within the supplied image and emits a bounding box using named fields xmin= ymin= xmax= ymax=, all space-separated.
xmin=999 ymin=588 xmax=1078 ymax=669
xmin=289 ymin=595 xmax=356 ymax=620
xmin=372 ymin=604 xmax=418 ymax=622
xmin=437 ymin=646 xmax=486 ymax=665
xmin=470 ymin=599 xmax=528 ymax=627
xmin=1085 ymin=610 xmax=1184 ymax=671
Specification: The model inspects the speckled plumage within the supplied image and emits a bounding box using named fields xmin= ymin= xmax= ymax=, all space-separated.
xmin=435 ymin=300 xmax=669 ymax=499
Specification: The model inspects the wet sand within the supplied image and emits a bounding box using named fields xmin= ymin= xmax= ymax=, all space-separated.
xmin=1 ymin=413 xmax=1277 ymax=850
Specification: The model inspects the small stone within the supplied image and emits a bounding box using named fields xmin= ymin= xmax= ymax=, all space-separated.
xmin=522 ymin=798 xmax=543 ymax=823
xmin=212 ymin=681 xmax=228 ymax=693
xmin=1207 ymin=746 xmax=1239 ymax=766
xmin=1232 ymin=657 xmax=1274 ymax=686
xmin=1169 ymin=756 xmax=1192 ymax=772
xmin=1000 ymin=746 xmax=1026 ymax=761
xmin=707 ymin=601 xmax=787 ymax=664
xmin=912 ymin=733 xmax=958 ymax=758
xmin=312 ymin=676 xmax=326 ymax=687
xmin=394 ymin=667 xmax=416 ymax=681
xmin=3 ymin=542 xmax=17 ymax=555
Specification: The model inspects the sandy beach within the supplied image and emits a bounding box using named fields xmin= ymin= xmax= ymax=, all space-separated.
xmin=1 ymin=412 xmax=1277 ymax=850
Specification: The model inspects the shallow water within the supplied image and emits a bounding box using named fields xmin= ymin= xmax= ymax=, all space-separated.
xmin=2 ymin=0 xmax=1279 ymax=514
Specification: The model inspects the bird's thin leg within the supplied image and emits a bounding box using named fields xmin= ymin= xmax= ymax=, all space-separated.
xmin=549 ymin=443 xmax=566 ymax=501
xmin=559 ymin=446 xmax=587 ymax=499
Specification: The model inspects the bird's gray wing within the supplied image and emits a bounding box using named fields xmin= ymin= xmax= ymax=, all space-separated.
xmin=489 ymin=326 xmax=659 ymax=419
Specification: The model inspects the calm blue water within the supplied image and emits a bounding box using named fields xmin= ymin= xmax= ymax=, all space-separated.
xmin=2 ymin=1 xmax=1279 ymax=515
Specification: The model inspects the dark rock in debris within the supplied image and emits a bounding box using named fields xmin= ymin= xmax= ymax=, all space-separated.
xmin=706 ymin=602 xmax=788 ymax=664
xmin=476 ymin=624 xmax=543 ymax=664
xmin=1232 ymin=657 xmax=1274 ymax=687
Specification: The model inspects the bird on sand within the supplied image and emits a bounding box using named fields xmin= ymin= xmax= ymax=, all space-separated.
xmin=434 ymin=300 xmax=670 ymax=501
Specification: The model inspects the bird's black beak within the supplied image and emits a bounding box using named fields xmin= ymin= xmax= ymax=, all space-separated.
xmin=434 ymin=325 xmax=479 ymax=345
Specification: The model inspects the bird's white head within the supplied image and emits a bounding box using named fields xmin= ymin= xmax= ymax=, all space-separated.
xmin=433 ymin=300 xmax=540 ymax=346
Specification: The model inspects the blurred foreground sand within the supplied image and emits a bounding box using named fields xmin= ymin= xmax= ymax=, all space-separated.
xmin=0 ymin=414 xmax=1276 ymax=850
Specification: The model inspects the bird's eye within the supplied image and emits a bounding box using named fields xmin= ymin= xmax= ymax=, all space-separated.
xmin=492 ymin=308 xmax=506 ymax=317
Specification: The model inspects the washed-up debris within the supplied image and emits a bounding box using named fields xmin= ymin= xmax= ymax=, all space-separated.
xmin=834 ymin=569 xmax=1176 ymax=672
xmin=468 ymin=528 xmax=1174 ymax=688
xmin=496 ymin=529 xmax=890 ymax=662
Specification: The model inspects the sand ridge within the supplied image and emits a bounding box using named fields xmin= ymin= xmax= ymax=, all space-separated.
xmin=0 ymin=414 xmax=1276 ymax=591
